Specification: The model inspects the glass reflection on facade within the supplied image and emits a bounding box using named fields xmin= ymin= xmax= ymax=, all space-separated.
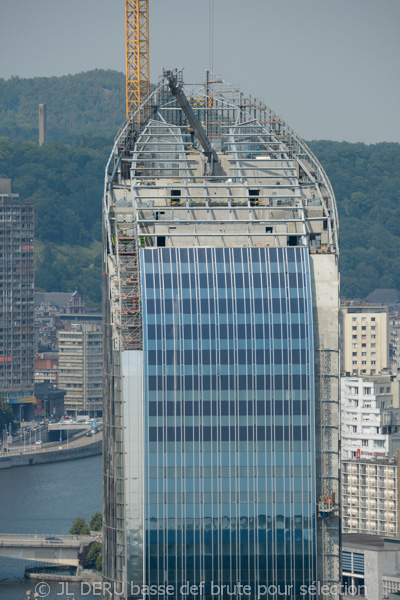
xmin=141 ymin=246 xmax=315 ymax=598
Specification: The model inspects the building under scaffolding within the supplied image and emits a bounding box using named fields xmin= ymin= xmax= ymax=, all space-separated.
xmin=103 ymin=71 xmax=340 ymax=600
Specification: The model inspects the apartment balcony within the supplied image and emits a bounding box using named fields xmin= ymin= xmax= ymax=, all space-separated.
xmin=347 ymin=466 xmax=358 ymax=474
xmin=384 ymin=491 xmax=396 ymax=499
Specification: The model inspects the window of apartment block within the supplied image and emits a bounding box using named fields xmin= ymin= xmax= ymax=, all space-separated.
xmin=352 ymin=326 xmax=357 ymax=331
xmin=352 ymin=361 xmax=357 ymax=365
xmin=362 ymin=361 xmax=367 ymax=365
xmin=353 ymin=335 xmax=357 ymax=339
xmin=362 ymin=326 xmax=366 ymax=330
xmin=371 ymin=326 xmax=376 ymax=330
xmin=371 ymin=335 xmax=376 ymax=339
xmin=352 ymin=352 xmax=357 ymax=357
xmin=371 ymin=317 xmax=375 ymax=321
xmin=352 ymin=343 xmax=357 ymax=348
xmin=362 ymin=440 xmax=368 ymax=446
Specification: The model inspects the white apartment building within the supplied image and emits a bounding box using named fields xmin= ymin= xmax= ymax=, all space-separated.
xmin=341 ymin=305 xmax=388 ymax=376
xmin=342 ymin=457 xmax=399 ymax=538
xmin=341 ymin=376 xmax=390 ymax=459
xmin=58 ymin=323 xmax=103 ymax=416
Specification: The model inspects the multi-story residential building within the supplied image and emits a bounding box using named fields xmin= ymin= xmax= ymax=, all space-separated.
xmin=342 ymin=455 xmax=399 ymax=537
xmin=58 ymin=323 xmax=102 ymax=416
xmin=0 ymin=178 xmax=35 ymax=420
xmin=389 ymin=311 xmax=400 ymax=374
xmin=341 ymin=304 xmax=388 ymax=376
xmin=341 ymin=375 xmax=400 ymax=459
xmin=103 ymin=72 xmax=340 ymax=599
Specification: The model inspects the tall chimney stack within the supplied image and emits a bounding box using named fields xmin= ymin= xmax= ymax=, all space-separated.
xmin=39 ymin=103 xmax=47 ymax=146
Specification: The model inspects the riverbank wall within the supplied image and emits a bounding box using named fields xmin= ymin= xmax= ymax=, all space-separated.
xmin=0 ymin=440 xmax=102 ymax=470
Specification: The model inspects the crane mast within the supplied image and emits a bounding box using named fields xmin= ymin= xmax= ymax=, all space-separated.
xmin=125 ymin=0 xmax=149 ymax=119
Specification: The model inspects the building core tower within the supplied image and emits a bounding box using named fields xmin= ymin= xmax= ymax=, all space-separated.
xmin=103 ymin=71 xmax=340 ymax=600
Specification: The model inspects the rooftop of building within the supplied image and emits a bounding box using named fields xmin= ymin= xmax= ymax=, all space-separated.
xmin=342 ymin=372 xmax=393 ymax=383
xmin=341 ymin=303 xmax=388 ymax=313
xmin=365 ymin=289 xmax=400 ymax=305
xmin=343 ymin=533 xmax=400 ymax=551
xmin=35 ymin=292 xmax=76 ymax=308
xmin=342 ymin=456 xmax=397 ymax=465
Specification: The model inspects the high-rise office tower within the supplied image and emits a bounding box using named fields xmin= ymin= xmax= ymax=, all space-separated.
xmin=0 ymin=178 xmax=35 ymax=418
xmin=103 ymin=72 xmax=340 ymax=599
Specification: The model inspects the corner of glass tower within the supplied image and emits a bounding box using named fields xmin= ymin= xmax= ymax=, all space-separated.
xmin=102 ymin=71 xmax=340 ymax=600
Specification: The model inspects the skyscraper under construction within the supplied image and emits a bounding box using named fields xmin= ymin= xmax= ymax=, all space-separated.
xmin=103 ymin=71 xmax=340 ymax=600
xmin=0 ymin=178 xmax=35 ymax=418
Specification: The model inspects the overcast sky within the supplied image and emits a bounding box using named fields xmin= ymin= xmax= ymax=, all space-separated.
xmin=1 ymin=0 xmax=399 ymax=143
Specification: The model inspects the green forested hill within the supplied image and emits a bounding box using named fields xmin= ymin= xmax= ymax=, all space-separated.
xmin=0 ymin=70 xmax=125 ymax=146
xmin=0 ymin=137 xmax=106 ymax=304
xmin=0 ymin=71 xmax=399 ymax=303
xmin=308 ymin=140 xmax=400 ymax=298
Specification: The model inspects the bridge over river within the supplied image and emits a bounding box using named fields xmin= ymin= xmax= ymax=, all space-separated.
xmin=0 ymin=533 xmax=100 ymax=566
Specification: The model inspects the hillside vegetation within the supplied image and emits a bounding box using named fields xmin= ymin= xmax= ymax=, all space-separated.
xmin=0 ymin=136 xmax=105 ymax=304
xmin=0 ymin=70 xmax=125 ymax=147
xmin=0 ymin=71 xmax=399 ymax=303
xmin=308 ymin=140 xmax=400 ymax=298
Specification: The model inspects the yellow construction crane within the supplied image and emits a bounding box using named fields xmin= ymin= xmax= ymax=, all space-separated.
xmin=125 ymin=0 xmax=150 ymax=119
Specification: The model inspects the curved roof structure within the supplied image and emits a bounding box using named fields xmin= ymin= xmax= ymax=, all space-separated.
xmin=104 ymin=70 xmax=338 ymax=262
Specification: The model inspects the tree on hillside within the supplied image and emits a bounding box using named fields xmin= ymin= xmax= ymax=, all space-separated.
xmin=70 ymin=517 xmax=90 ymax=535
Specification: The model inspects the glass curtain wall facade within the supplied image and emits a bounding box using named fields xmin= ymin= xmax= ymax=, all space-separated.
xmin=141 ymin=246 xmax=315 ymax=597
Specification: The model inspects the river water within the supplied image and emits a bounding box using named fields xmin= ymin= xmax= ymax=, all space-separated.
xmin=0 ymin=454 xmax=102 ymax=599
